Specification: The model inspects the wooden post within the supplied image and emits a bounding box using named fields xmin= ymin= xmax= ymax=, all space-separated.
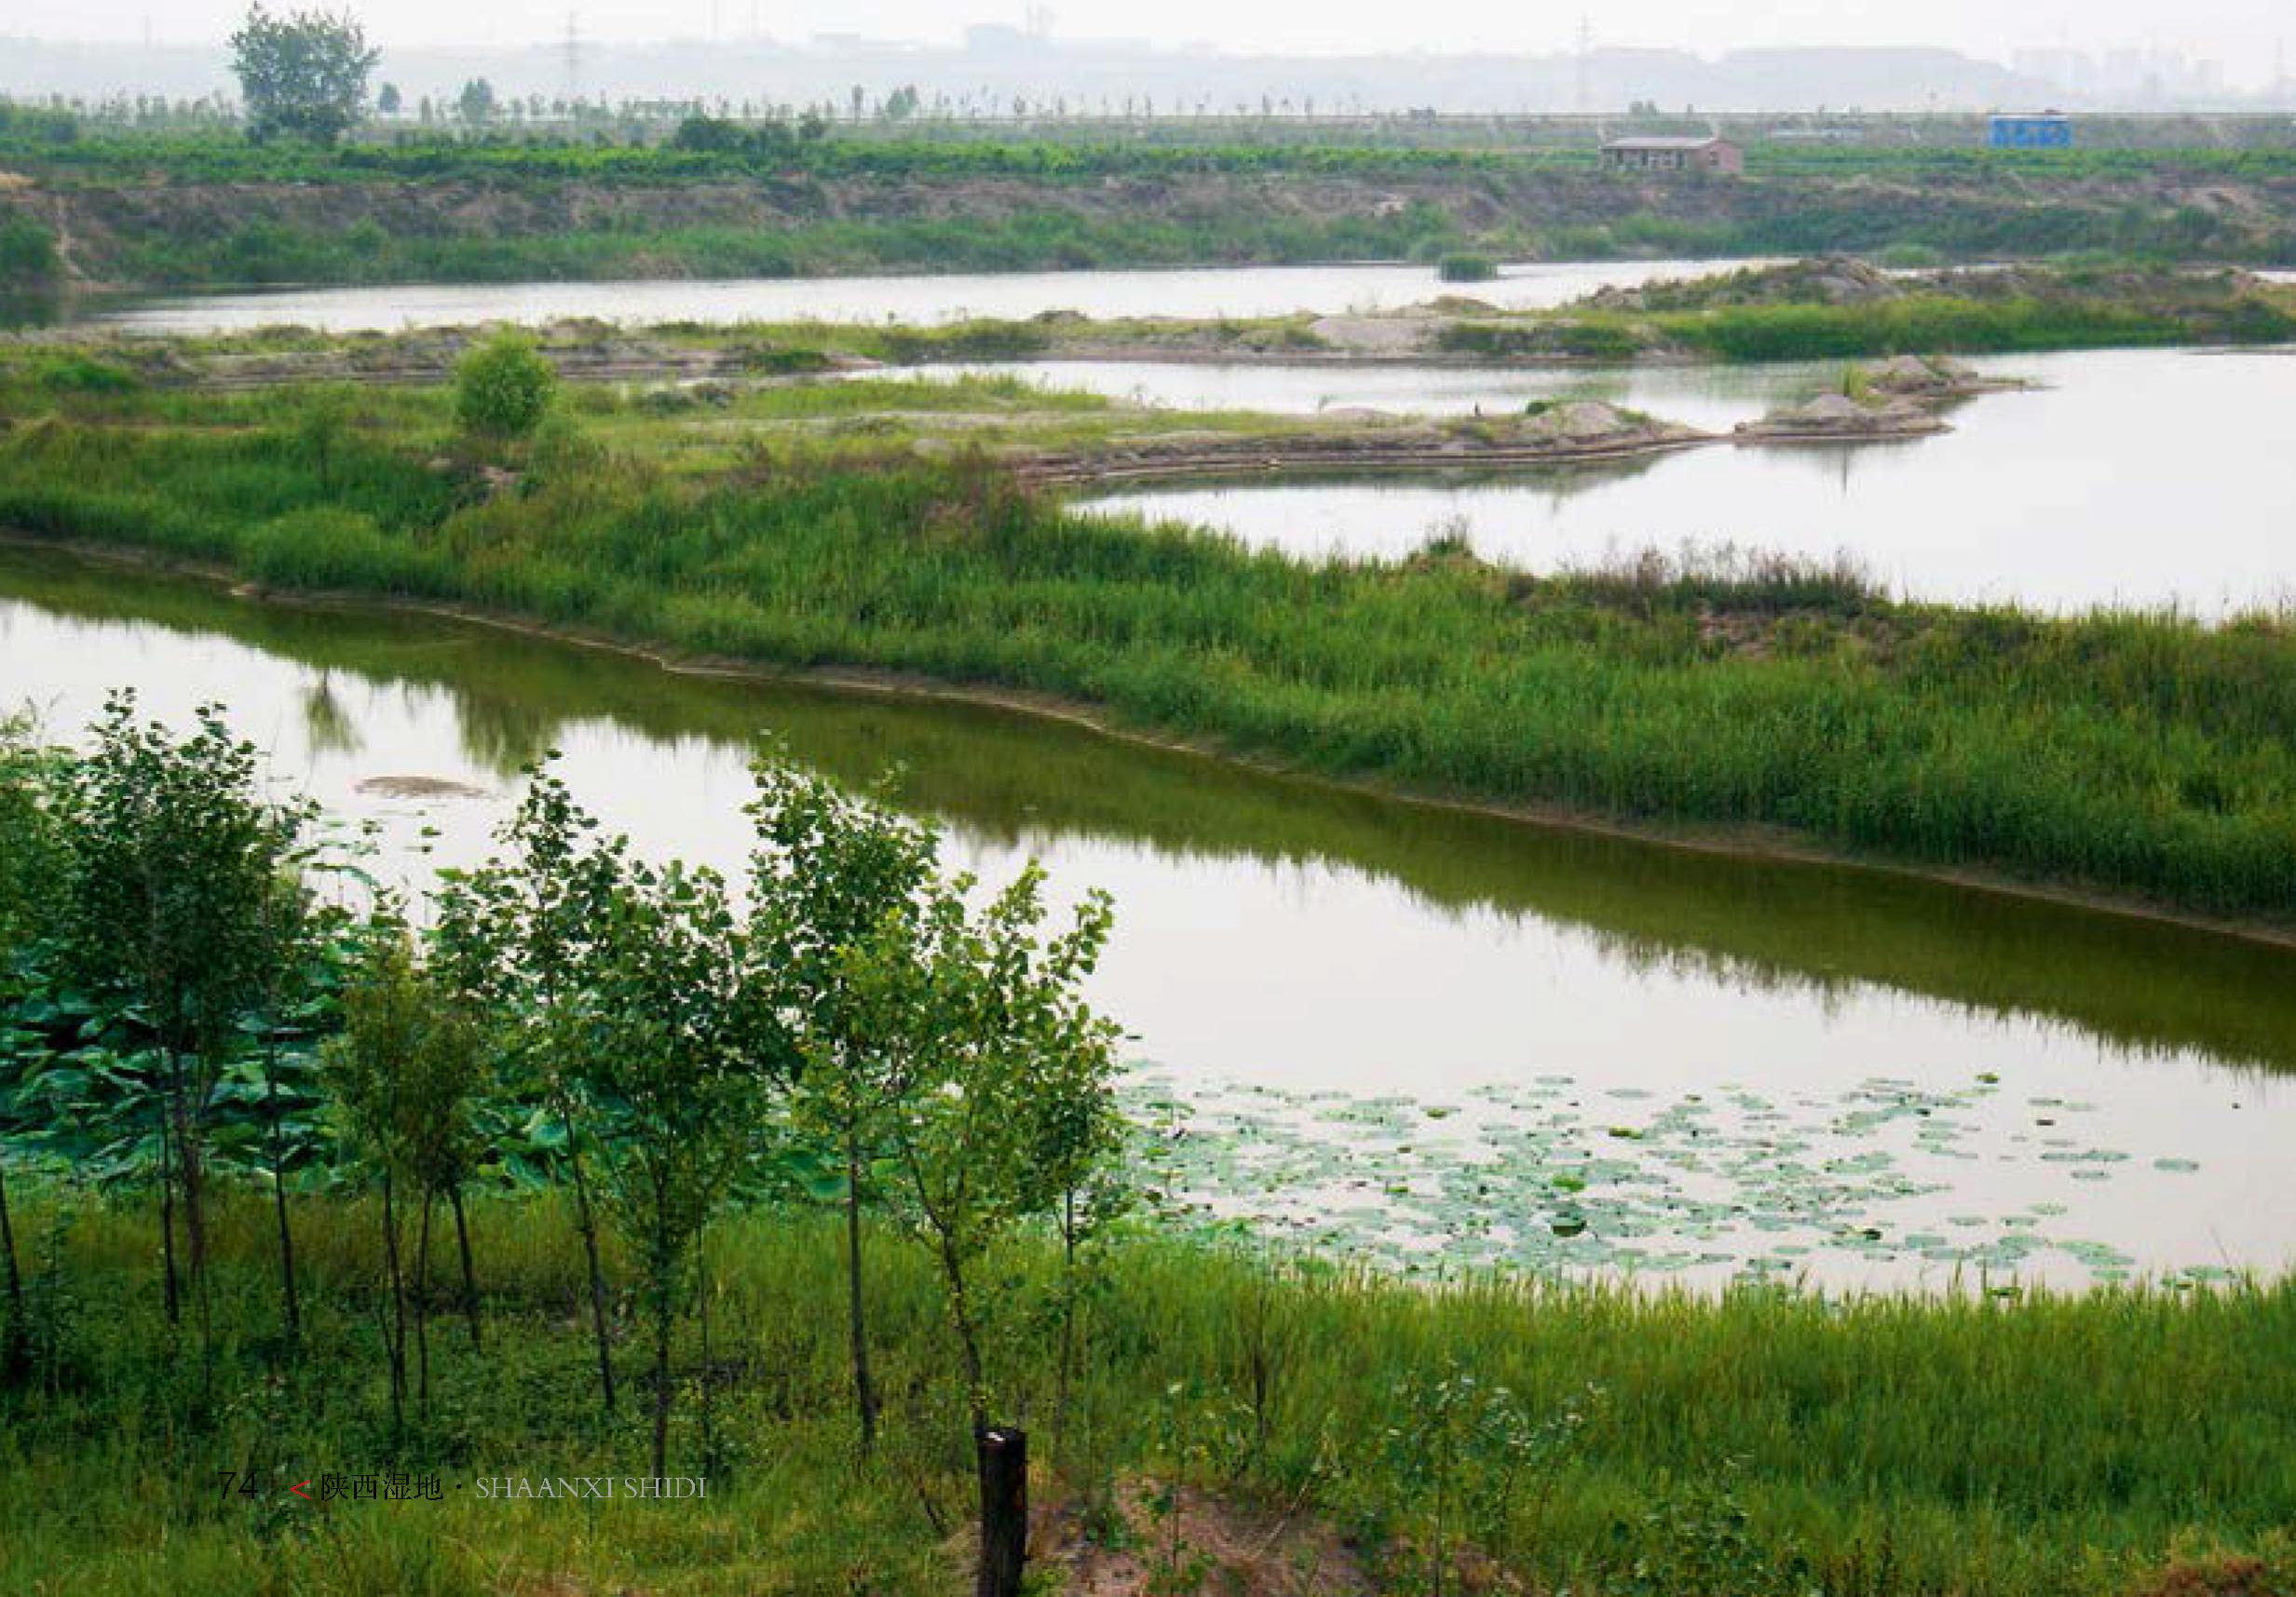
xmin=975 ymin=1425 xmax=1027 ymax=1597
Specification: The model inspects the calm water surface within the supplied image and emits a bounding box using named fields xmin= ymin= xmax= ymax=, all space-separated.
xmin=1081 ymin=348 xmax=2296 ymax=616
xmin=3 ymin=546 xmax=2290 ymax=1289
xmin=88 ymin=259 xmax=1749 ymax=335
xmin=904 ymin=356 xmax=1837 ymax=428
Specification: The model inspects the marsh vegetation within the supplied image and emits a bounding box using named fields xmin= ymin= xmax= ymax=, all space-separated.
xmin=0 ymin=353 xmax=2292 ymax=925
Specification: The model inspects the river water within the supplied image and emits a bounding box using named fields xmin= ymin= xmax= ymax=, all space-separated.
xmin=4 ymin=544 xmax=2290 ymax=1291
xmin=85 ymin=259 xmax=1752 ymax=336
xmin=1066 ymin=347 xmax=2296 ymax=616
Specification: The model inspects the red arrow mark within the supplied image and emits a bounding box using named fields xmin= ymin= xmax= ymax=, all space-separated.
xmin=291 ymin=1481 xmax=314 ymax=1500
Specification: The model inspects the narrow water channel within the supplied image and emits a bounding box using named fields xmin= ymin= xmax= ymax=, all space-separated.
xmin=82 ymin=259 xmax=1754 ymax=335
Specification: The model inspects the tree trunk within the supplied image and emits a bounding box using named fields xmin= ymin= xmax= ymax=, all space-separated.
xmin=562 ymin=1106 xmax=616 ymax=1414
xmin=414 ymin=1187 xmax=434 ymax=1418
xmin=170 ymin=1055 xmax=208 ymax=1291
xmin=156 ymin=1072 xmax=179 ymax=1326
xmin=697 ymin=1266 xmax=715 ymax=1470
xmin=169 ymin=1051 xmax=213 ymax=1377
xmin=1054 ymin=1191 xmax=1077 ymax=1460
xmin=939 ymin=1229 xmax=989 ymax=1436
xmin=262 ymin=1040 xmax=300 ymax=1343
xmin=380 ymin=1170 xmax=407 ymax=1434
xmin=650 ymin=1273 xmax=673 ymax=1482
xmin=0 ymin=1152 xmax=24 ymax=1378
xmin=449 ymin=1184 xmax=482 ymax=1351
xmin=975 ymin=1426 xmax=1028 ymax=1597
xmin=844 ymin=1137 xmax=878 ymax=1456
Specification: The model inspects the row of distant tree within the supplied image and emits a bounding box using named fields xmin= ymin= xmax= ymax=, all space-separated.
xmin=213 ymin=6 xmax=1422 ymax=149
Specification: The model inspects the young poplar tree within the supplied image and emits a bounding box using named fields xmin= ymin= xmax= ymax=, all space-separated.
xmin=324 ymin=921 xmax=423 ymax=1431
xmin=1030 ymin=1019 xmax=1131 ymax=1465
xmin=246 ymin=859 xmax=321 ymax=1346
xmin=57 ymin=695 xmax=312 ymax=1346
xmin=397 ymin=955 xmax=489 ymax=1396
xmin=746 ymin=755 xmax=935 ymax=1458
xmin=0 ymin=720 xmax=71 ymax=1379
xmin=847 ymin=859 xmax=1121 ymax=1597
xmin=325 ymin=916 xmax=490 ymax=1425
xmin=574 ymin=858 xmax=776 ymax=1478
xmin=431 ymin=758 xmax=625 ymax=1414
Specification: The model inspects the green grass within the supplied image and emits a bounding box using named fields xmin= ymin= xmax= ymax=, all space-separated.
xmin=80 ymin=185 xmax=2296 ymax=293
xmin=13 ymin=127 xmax=2296 ymax=294
xmin=104 ymin=207 xmax=1468 ymax=291
xmin=16 ymin=124 xmax=2296 ymax=190
xmin=0 ymin=386 xmax=2293 ymax=926
xmin=1435 ymin=289 xmax=2296 ymax=362
xmin=1653 ymin=294 xmax=2296 ymax=359
xmin=1 ymin=1185 xmax=2290 ymax=1596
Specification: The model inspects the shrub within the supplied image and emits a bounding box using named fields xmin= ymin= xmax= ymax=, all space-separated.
xmin=31 ymin=355 xmax=138 ymax=396
xmin=453 ymin=332 xmax=558 ymax=440
xmin=241 ymin=507 xmax=442 ymax=591
xmin=1873 ymin=241 xmax=1947 ymax=269
xmin=1438 ymin=252 xmax=1500 ymax=283
xmin=738 ymin=344 xmax=835 ymax=375
xmin=0 ymin=216 xmax=60 ymax=290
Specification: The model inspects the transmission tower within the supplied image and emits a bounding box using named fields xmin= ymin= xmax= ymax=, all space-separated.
xmin=562 ymin=12 xmax=583 ymax=102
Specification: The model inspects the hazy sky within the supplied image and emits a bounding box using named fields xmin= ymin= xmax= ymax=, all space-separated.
xmin=5 ymin=0 xmax=2280 ymax=76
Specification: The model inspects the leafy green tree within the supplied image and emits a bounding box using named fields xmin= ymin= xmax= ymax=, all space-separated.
xmin=0 ymin=719 xmax=71 ymax=1378
xmin=746 ymin=756 xmax=934 ymax=1457
xmin=0 ymin=717 xmax=65 ymax=981
xmin=847 ymin=856 xmax=1121 ymax=1597
xmin=323 ymin=923 xmax=417 ymax=1426
xmin=0 ymin=217 xmax=61 ymax=294
xmin=431 ymin=758 xmax=624 ymax=1413
xmin=1032 ymin=1017 xmax=1130 ymax=1461
xmin=228 ymin=5 xmax=379 ymax=146
xmin=455 ymin=77 xmax=497 ymax=127
xmin=56 ymin=694 xmax=313 ymax=1342
xmin=376 ymin=81 xmax=401 ymax=115
xmin=324 ymin=915 xmax=490 ymax=1425
xmin=396 ymin=955 xmax=492 ymax=1371
xmin=245 ymin=845 xmax=319 ymax=1344
xmin=670 ymin=114 xmax=746 ymax=154
xmin=454 ymin=331 xmax=558 ymax=441
xmin=576 ymin=858 xmax=776 ymax=1476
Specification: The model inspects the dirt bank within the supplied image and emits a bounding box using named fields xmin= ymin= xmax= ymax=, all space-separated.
xmin=1013 ymin=402 xmax=1711 ymax=485
xmin=11 ymin=156 xmax=2296 ymax=292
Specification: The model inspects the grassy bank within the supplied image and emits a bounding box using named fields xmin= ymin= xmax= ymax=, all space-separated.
xmin=10 ymin=131 xmax=2296 ymax=293
xmin=0 ymin=369 xmax=2293 ymax=926
xmin=96 ymin=209 xmax=1463 ymax=293
xmin=48 ymin=258 xmax=2284 ymax=373
xmin=1441 ymin=288 xmax=2296 ymax=361
xmin=2 ymin=1187 xmax=2290 ymax=1596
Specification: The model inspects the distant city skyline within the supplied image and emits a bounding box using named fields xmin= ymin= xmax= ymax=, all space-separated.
xmin=0 ymin=0 xmax=2284 ymax=93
